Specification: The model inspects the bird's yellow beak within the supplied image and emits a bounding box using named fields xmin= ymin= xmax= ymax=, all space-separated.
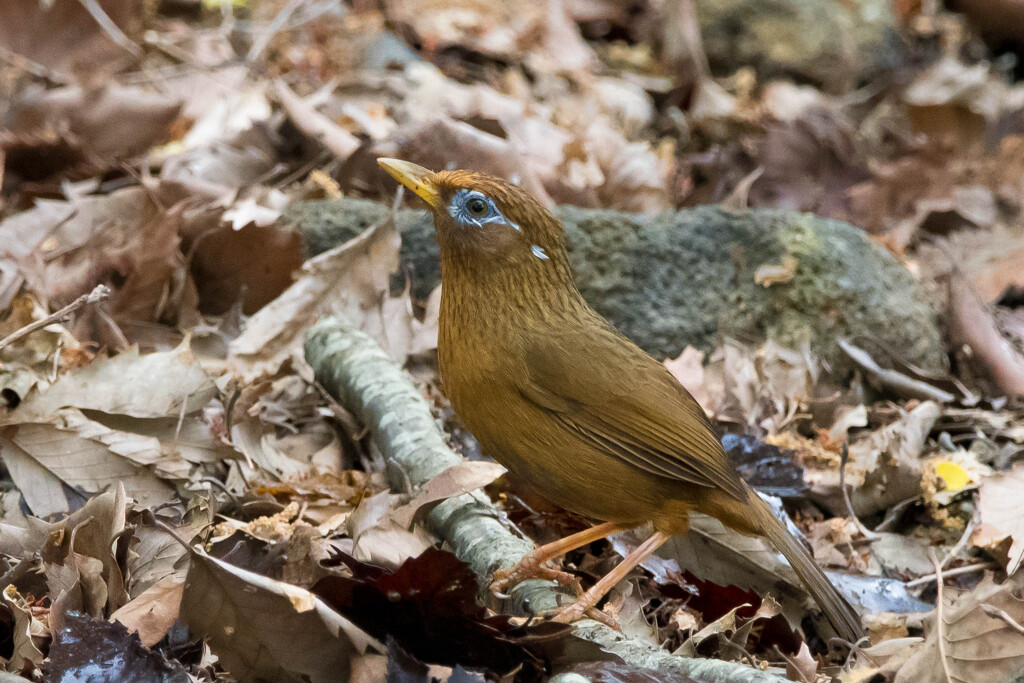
xmin=377 ymin=158 xmax=442 ymax=210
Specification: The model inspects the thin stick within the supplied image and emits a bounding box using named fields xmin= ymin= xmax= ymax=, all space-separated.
xmin=941 ymin=508 xmax=978 ymax=570
xmin=246 ymin=0 xmax=305 ymax=62
xmin=982 ymin=604 xmax=1024 ymax=636
xmin=840 ymin=443 xmax=876 ymax=540
xmin=905 ymin=561 xmax=996 ymax=588
xmin=929 ymin=548 xmax=954 ymax=683
xmin=838 ymin=338 xmax=955 ymax=403
xmin=0 ymin=284 xmax=110 ymax=352
xmin=76 ymin=0 xmax=142 ymax=57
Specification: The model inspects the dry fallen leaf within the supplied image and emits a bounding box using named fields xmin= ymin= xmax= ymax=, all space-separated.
xmin=181 ymin=549 xmax=379 ymax=683
xmin=41 ymin=487 xmax=130 ymax=619
xmin=973 ymin=463 xmax=1024 ymax=575
xmin=391 ymin=461 xmax=507 ymax=528
xmin=0 ymin=585 xmax=45 ymax=673
xmin=947 ymin=271 xmax=1024 ymax=396
xmin=11 ymin=340 xmax=215 ymax=421
xmin=663 ymin=346 xmax=713 ymax=413
xmin=228 ymin=217 xmax=403 ymax=381
xmin=895 ymin=572 xmax=1024 ymax=683
xmin=347 ymin=490 xmax=435 ymax=568
xmin=0 ymin=0 xmax=141 ymax=77
xmin=110 ymin=576 xmax=184 ymax=647
xmin=274 ymin=80 xmax=361 ymax=161
xmin=7 ymin=83 xmax=181 ymax=160
xmin=0 ymin=410 xmax=175 ymax=515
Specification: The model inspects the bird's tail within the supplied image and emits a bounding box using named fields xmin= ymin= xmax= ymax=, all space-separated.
xmin=755 ymin=499 xmax=864 ymax=643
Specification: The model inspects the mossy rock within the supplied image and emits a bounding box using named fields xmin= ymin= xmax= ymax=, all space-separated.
xmin=287 ymin=199 xmax=944 ymax=375
xmin=694 ymin=0 xmax=902 ymax=91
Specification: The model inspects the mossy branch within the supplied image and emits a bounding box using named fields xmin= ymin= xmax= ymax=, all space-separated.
xmin=304 ymin=317 xmax=786 ymax=683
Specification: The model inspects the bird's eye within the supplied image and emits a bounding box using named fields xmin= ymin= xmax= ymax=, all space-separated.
xmin=466 ymin=197 xmax=488 ymax=216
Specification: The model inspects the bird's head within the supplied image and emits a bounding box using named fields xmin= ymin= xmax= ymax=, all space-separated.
xmin=378 ymin=158 xmax=568 ymax=275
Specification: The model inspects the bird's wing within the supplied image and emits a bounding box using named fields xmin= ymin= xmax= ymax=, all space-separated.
xmin=518 ymin=324 xmax=748 ymax=501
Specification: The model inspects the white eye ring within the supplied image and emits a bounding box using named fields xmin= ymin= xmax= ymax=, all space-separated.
xmin=447 ymin=189 xmax=520 ymax=231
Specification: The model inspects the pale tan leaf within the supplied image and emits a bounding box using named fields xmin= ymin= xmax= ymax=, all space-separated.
xmin=410 ymin=284 xmax=442 ymax=356
xmin=973 ymin=462 xmax=1024 ymax=575
xmin=274 ymin=80 xmax=360 ymax=160
xmin=111 ymin=577 xmax=184 ymax=647
xmin=230 ymin=417 xmax=309 ymax=479
xmin=392 ymin=461 xmax=506 ymax=528
xmin=663 ymin=346 xmax=712 ymax=413
xmin=675 ymin=603 xmax=748 ymax=657
xmin=43 ymin=488 xmax=130 ymax=613
xmin=228 ymin=219 xmax=401 ymax=381
xmin=0 ymin=434 xmax=69 ymax=517
xmin=895 ymin=572 xmax=1024 ymax=683
xmin=128 ymin=515 xmax=208 ymax=597
xmin=12 ymin=340 xmax=215 ymax=421
xmin=0 ymin=418 xmax=174 ymax=509
xmin=93 ymin=413 xmax=235 ymax=464
xmin=181 ymin=550 xmax=378 ymax=683
xmin=785 ymin=642 xmax=818 ymax=683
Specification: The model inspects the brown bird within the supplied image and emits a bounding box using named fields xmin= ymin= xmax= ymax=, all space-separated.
xmin=378 ymin=158 xmax=864 ymax=641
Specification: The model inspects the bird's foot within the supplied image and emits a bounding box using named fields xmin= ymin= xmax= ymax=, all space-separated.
xmin=549 ymin=600 xmax=620 ymax=630
xmin=491 ymin=557 xmax=582 ymax=597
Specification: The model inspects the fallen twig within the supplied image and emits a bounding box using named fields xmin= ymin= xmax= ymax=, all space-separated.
xmin=904 ymin=561 xmax=997 ymax=588
xmin=305 ymin=317 xmax=787 ymax=683
xmin=940 ymin=507 xmax=979 ymax=571
xmin=77 ymin=0 xmax=142 ymax=57
xmin=982 ymin=604 xmax=1024 ymax=636
xmin=838 ymin=339 xmax=955 ymax=403
xmin=246 ymin=0 xmax=305 ymax=62
xmin=946 ymin=272 xmax=1024 ymax=396
xmin=0 ymin=284 xmax=110 ymax=353
xmin=273 ymin=80 xmax=361 ymax=160
xmin=840 ymin=444 xmax=877 ymax=541
xmin=928 ymin=548 xmax=954 ymax=683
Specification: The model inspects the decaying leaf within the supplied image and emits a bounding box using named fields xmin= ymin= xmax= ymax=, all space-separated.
xmin=808 ymin=401 xmax=941 ymax=516
xmin=44 ymin=612 xmax=188 ymax=683
xmin=10 ymin=340 xmax=215 ymax=421
xmin=228 ymin=218 xmax=403 ymax=381
xmin=973 ymin=463 xmax=1024 ymax=575
xmin=391 ymin=461 xmax=506 ymax=528
xmin=313 ymin=548 xmax=549 ymax=678
xmin=110 ymin=576 xmax=184 ymax=647
xmin=0 ymin=586 xmax=45 ymax=673
xmin=894 ymin=572 xmax=1024 ymax=683
xmin=181 ymin=549 xmax=378 ymax=683
xmin=0 ymin=411 xmax=175 ymax=514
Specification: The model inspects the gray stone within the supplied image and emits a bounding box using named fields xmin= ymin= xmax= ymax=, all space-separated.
xmin=287 ymin=199 xmax=945 ymax=376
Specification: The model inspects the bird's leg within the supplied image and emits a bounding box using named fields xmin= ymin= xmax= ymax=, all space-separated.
xmin=492 ymin=521 xmax=628 ymax=596
xmin=551 ymin=529 xmax=672 ymax=625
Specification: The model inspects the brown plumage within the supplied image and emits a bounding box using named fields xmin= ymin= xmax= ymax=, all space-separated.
xmin=378 ymin=159 xmax=864 ymax=642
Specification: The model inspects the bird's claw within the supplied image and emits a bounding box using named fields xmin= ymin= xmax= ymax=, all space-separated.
xmin=549 ymin=602 xmax=620 ymax=630
xmin=491 ymin=558 xmax=582 ymax=596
